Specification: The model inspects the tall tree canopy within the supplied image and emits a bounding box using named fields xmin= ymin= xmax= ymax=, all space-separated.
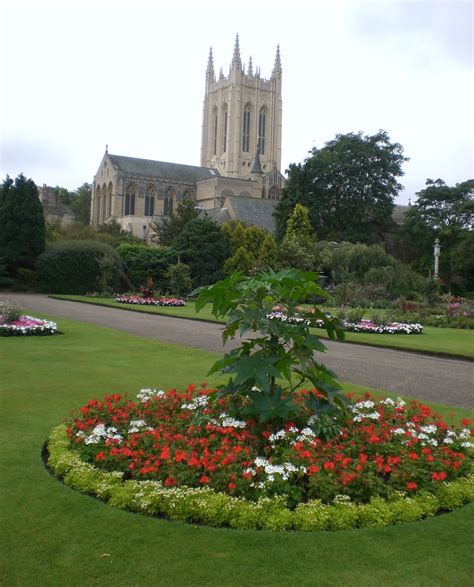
xmin=275 ymin=130 xmax=408 ymax=243
xmin=0 ymin=174 xmax=46 ymax=275
xmin=401 ymin=178 xmax=474 ymax=289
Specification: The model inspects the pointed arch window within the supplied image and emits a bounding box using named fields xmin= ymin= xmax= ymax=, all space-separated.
xmin=242 ymin=104 xmax=251 ymax=152
xmin=125 ymin=183 xmax=136 ymax=215
xmin=213 ymin=107 xmax=218 ymax=156
xmin=258 ymin=108 xmax=266 ymax=155
xmin=145 ymin=185 xmax=155 ymax=216
xmin=223 ymin=105 xmax=228 ymax=154
xmin=164 ymin=188 xmax=174 ymax=216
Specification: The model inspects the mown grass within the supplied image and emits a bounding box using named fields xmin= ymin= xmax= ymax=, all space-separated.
xmin=1 ymin=314 xmax=473 ymax=586
xmin=51 ymin=294 xmax=474 ymax=359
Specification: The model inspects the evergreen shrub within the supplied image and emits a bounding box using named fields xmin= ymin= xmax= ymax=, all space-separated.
xmin=116 ymin=243 xmax=177 ymax=291
xmin=36 ymin=240 xmax=122 ymax=294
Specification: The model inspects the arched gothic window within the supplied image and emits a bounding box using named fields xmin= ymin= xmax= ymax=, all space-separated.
xmin=242 ymin=104 xmax=251 ymax=152
xmin=145 ymin=185 xmax=155 ymax=216
xmin=223 ymin=105 xmax=228 ymax=154
xmin=107 ymin=182 xmax=113 ymax=218
xmin=258 ymin=107 xmax=266 ymax=155
xmin=261 ymin=187 xmax=266 ymax=199
xmin=268 ymin=186 xmax=281 ymax=200
xmin=164 ymin=187 xmax=175 ymax=216
xmin=125 ymin=183 xmax=136 ymax=215
xmin=213 ymin=107 xmax=218 ymax=156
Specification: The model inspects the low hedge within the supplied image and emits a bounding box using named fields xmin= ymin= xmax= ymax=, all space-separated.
xmin=47 ymin=425 xmax=474 ymax=532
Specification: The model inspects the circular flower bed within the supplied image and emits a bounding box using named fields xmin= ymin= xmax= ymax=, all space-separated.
xmin=115 ymin=295 xmax=185 ymax=307
xmin=47 ymin=385 xmax=473 ymax=531
xmin=0 ymin=315 xmax=58 ymax=336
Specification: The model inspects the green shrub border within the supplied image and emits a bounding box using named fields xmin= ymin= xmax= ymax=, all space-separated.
xmin=47 ymin=424 xmax=474 ymax=532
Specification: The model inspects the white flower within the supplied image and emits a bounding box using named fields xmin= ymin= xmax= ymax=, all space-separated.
xmin=461 ymin=441 xmax=473 ymax=448
xmin=443 ymin=437 xmax=454 ymax=444
xmin=392 ymin=428 xmax=406 ymax=435
xmin=137 ymin=388 xmax=165 ymax=402
xmin=420 ymin=425 xmax=437 ymax=435
xmin=459 ymin=429 xmax=471 ymax=440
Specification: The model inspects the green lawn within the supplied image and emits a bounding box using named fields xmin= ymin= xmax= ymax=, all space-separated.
xmin=51 ymin=295 xmax=474 ymax=359
xmin=1 ymin=314 xmax=473 ymax=586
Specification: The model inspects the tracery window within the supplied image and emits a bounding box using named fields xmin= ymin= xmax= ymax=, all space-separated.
xmin=258 ymin=108 xmax=266 ymax=155
xmin=213 ymin=107 xmax=218 ymax=156
xmin=223 ymin=105 xmax=228 ymax=154
xmin=164 ymin=187 xmax=175 ymax=216
xmin=242 ymin=104 xmax=251 ymax=152
xmin=125 ymin=183 xmax=136 ymax=215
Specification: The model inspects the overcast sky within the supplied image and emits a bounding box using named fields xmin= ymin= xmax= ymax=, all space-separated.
xmin=1 ymin=0 xmax=472 ymax=204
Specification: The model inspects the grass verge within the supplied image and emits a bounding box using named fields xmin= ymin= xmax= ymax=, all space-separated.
xmin=1 ymin=314 xmax=473 ymax=586
xmin=51 ymin=294 xmax=474 ymax=360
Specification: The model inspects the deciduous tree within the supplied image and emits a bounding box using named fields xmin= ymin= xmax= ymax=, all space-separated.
xmin=275 ymin=130 xmax=407 ymax=243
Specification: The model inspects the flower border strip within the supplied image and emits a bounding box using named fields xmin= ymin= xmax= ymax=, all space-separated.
xmin=115 ymin=295 xmax=185 ymax=307
xmin=47 ymin=425 xmax=474 ymax=532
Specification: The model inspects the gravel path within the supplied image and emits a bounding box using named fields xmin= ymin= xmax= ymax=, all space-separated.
xmin=2 ymin=293 xmax=473 ymax=409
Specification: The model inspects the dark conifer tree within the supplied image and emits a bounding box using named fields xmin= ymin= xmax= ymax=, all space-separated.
xmin=0 ymin=174 xmax=46 ymax=276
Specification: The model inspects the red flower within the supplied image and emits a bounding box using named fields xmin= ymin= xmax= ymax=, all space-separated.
xmin=323 ymin=461 xmax=335 ymax=471
xmin=432 ymin=471 xmax=447 ymax=481
xmin=199 ymin=476 xmax=210 ymax=484
xmin=164 ymin=477 xmax=177 ymax=487
xmin=227 ymin=482 xmax=237 ymax=490
xmin=408 ymin=452 xmax=419 ymax=460
xmin=406 ymin=482 xmax=417 ymax=490
xmin=308 ymin=465 xmax=320 ymax=475
xmin=160 ymin=446 xmax=171 ymax=460
xmin=461 ymin=418 xmax=471 ymax=427
xmin=95 ymin=451 xmax=106 ymax=461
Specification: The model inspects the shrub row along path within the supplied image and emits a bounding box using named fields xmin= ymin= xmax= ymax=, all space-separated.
xmin=5 ymin=292 xmax=474 ymax=409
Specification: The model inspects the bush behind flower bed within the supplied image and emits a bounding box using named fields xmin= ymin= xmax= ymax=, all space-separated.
xmin=47 ymin=424 xmax=474 ymax=531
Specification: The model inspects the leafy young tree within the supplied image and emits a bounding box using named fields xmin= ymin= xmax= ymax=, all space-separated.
xmin=275 ymin=130 xmax=408 ymax=243
xmin=0 ymin=174 xmax=46 ymax=276
xmin=172 ymin=218 xmax=230 ymax=287
xmin=152 ymin=199 xmax=200 ymax=246
xmin=195 ymin=269 xmax=346 ymax=428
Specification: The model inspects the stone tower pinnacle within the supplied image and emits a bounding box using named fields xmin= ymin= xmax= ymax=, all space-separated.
xmin=206 ymin=47 xmax=214 ymax=76
xmin=273 ymin=44 xmax=282 ymax=74
xmin=232 ymin=34 xmax=241 ymax=67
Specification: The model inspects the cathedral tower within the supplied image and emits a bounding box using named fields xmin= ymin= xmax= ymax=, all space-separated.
xmin=200 ymin=35 xmax=282 ymax=179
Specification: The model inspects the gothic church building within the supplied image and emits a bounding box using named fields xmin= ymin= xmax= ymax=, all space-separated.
xmin=90 ymin=36 xmax=285 ymax=240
